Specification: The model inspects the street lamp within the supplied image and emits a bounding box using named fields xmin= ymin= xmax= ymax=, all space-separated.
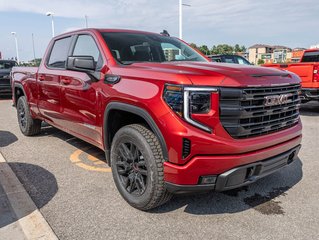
xmin=46 ymin=12 xmax=55 ymax=37
xmin=179 ymin=0 xmax=191 ymax=39
xmin=11 ymin=32 xmax=19 ymax=64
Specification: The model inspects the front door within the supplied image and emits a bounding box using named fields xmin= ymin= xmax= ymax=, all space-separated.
xmin=59 ymin=34 xmax=104 ymax=146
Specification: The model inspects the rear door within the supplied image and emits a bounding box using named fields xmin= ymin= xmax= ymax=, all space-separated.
xmin=37 ymin=36 xmax=72 ymax=126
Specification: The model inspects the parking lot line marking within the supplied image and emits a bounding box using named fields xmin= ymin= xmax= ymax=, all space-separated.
xmin=0 ymin=151 xmax=58 ymax=240
xmin=70 ymin=149 xmax=83 ymax=163
xmin=75 ymin=162 xmax=112 ymax=172
xmin=69 ymin=148 xmax=111 ymax=172
xmin=87 ymin=155 xmax=105 ymax=165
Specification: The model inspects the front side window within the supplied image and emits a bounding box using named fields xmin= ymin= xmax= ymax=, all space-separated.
xmin=48 ymin=37 xmax=72 ymax=68
xmin=101 ymin=32 xmax=207 ymax=65
xmin=72 ymin=35 xmax=102 ymax=69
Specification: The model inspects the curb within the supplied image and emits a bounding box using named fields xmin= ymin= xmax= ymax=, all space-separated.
xmin=0 ymin=151 xmax=58 ymax=240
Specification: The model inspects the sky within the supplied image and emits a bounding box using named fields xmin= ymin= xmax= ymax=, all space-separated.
xmin=0 ymin=0 xmax=318 ymax=61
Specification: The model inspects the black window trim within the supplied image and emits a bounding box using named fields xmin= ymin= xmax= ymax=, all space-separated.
xmin=45 ymin=35 xmax=74 ymax=70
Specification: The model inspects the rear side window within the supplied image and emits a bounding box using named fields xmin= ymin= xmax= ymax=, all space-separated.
xmin=48 ymin=37 xmax=72 ymax=68
xmin=301 ymin=51 xmax=319 ymax=62
xmin=72 ymin=35 xmax=102 ymax=69
xmin=223 ymin=56 xmax=235 ymax=64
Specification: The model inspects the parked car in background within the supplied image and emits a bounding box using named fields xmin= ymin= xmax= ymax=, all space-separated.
xmin=263 ymin=49 xmax=319 ymax=102
xmin=208 ymin=54 xmax=251 ymax=65
xmin=11 ymin=28 xmax=302 ymax=210
xmin=0 ymin=60 xmax=17 ymax=96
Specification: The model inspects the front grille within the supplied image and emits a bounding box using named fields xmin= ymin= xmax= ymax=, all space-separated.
xmin=219 ymin=84 xmax=301 ymax=139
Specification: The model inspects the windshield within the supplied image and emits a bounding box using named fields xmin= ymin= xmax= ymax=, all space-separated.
xmin=101 ymin=32 xmax=208 ymax=65
xmin=301 ymin=51 xmax=319 ymax=62
xmin=0 ymin=61 xmax=16 ymax=70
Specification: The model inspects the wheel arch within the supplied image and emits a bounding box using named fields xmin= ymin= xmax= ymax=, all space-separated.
xmin=13 ymin=83 xmax=27 ymax=106
xmin=103 ymin=102 xmax=168 ymax=163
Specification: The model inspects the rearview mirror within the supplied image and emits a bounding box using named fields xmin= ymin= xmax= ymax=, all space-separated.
xmin=67 ymin=56 xmax=95 ymax=72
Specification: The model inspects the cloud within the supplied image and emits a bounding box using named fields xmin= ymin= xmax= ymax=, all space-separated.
xmin=0 ymin=0 xmax=318 ymax=60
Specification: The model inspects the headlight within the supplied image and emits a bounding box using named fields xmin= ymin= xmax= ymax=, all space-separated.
xmin=163 ymin=85 xmax=183 ymax=116
xmin=190 ymin=92 xmax=211 ymax=114
xmin=163 ymin=85 xmax=218 ymax=132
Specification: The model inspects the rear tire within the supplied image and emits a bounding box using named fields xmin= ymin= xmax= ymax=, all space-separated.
xmin=17 ymin=96 xmax=42 ymax=136
xmin=110 ymin=124 xmax=172 ymax=210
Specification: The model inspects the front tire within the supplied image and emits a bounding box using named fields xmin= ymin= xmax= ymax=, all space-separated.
xmin=110 ymin=124 xmax=172 ymax=210
xmin=17 ymin=96 xmax=42 ymax=136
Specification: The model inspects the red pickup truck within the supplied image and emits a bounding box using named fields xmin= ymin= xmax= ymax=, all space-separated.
xmin=263 ymin=49 xmax=319 ymax=102
xmin=11 ymin=29 xmax=302 ymax=210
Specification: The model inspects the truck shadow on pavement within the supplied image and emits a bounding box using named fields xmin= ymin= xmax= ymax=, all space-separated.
xmin=35 ymin=124 xmax=303 ymax=216
xmin=152 ymin=158 xmax=303 ymax=215
xmin=0 ymin=162 xmax=58 ymax=228
xmin=0 ymin=131 xmax=18 ymax=147
xmin=299 ymin=101 xmax=319 ymax=116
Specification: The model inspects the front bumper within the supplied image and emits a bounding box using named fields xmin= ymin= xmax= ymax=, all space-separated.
xmin=300 ymin=88 xmax=319 ymax=101
xmin=166 ymin=144 xmax=301 ymax=193
xmin=164 ymin=134 xmax=301 ymax=193
xmin=0 ymin=83 xmax=12 ymax=95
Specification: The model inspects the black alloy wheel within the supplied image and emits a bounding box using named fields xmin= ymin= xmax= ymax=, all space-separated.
xmin=116 ymin=142 xmax=148 ymax=195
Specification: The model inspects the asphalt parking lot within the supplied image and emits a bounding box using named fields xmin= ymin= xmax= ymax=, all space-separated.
xmin=0 ymin=98 xmax=319 ymax=240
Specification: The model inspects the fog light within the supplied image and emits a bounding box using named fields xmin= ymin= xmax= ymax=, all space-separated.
xmin=200 ymin=175 xmax=217 ymax=185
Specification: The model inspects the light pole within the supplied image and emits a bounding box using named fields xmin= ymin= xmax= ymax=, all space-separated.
xmin=32 ymin=33 xmax=36 ymax=61
xmin=46 ymin=12 xmax=55 ymax=37
xmin=11 ymin=32 xmax=19 ymax=64
xmin=179 ymin=0 xmax=191 ymax=39
xmin=85 ymin=15 xmax=88 ymax=28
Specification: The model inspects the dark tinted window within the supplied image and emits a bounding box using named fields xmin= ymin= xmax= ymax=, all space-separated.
xmin=223 ymin=56 xmax=236 ymax=64
xmin=101 ymin=32 xmax=207 ymax=64
xmin=73 ymin=35 xmax=102 ymax=69
xmin=235 ymin=56 xmax=250 ymax=65
xmin=48 ymin=37 xmax=72 ymax=68
xmin=0 ymin=61 xmax=16 ymax=69
xmin=301 ymin=51 xmax=319 ymax=62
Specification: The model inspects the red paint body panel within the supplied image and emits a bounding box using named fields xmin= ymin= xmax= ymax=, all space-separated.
xmin=11 ymin=28 xmax=302 ymax=187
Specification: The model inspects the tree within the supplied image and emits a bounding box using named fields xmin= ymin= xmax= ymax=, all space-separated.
xmin=210 ymin=44 xmax=234 ymax=55
xmin=257 ymin=59 xmax=265 ymax=65
xmin=189 ymin=43 xmax=199 ymax=50
xmin=198 ymin=45 xmax=210 ymax=55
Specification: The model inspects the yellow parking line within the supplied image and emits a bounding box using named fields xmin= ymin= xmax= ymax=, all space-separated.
xmin=75 ymin=162 xmax=112 ymax=172
xmin=69 ymin=148 xmax=111 ymax=172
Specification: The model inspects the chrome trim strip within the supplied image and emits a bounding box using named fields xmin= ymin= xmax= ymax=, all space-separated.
xmin=183 ymin=87 xmax=217 ymax=133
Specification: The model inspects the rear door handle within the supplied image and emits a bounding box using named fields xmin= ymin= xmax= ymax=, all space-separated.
xmin=38 ymin=75 xmax=45 ymax=81
xmin=61 ymin=77 xmax=72 ymax=85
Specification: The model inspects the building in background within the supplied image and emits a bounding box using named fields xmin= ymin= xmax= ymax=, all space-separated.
xmin=163 ymin=48 xmax=180 ymax=61
xmin=288 ymin=48 xmax=306 ymax=62
xmin=248 ymin=44 xmax=291 ymax=64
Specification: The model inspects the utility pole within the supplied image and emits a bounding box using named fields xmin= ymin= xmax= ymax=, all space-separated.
xmin=85 ymin=15 xmax=88 ymax=28
xmin=32 ymin=33 xmax=36 ymax=61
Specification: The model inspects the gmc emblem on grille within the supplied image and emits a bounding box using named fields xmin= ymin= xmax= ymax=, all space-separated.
xmin=264 ymin=93 xmax=293 ymax=106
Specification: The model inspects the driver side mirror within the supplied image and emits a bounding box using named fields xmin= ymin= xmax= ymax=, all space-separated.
xmin=66 ymin=56 xmax=95 ymax=72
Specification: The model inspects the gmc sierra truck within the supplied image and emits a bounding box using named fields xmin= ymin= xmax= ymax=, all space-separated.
xmin=263 ymin=49 xmax=319 ymax=102
xmin=11 ymin=29 xmax=302 ymax=210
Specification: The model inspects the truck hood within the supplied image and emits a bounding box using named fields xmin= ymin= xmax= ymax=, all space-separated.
xmin=123 ymin=61 xmax=300 ymax=87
